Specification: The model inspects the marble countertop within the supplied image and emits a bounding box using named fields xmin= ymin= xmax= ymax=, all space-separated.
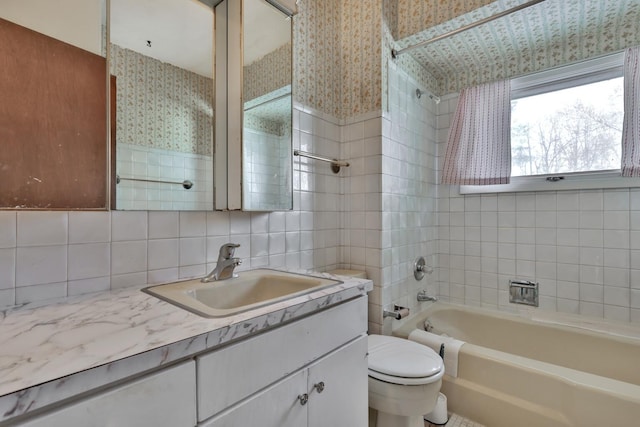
xmin=0 ymin=270 xmax=372 ymax=422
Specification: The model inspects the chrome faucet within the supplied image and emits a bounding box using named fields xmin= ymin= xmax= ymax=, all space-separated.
xmin=202 ymin=243 xmax=242 ymax=282
xmin=417 ymin=290 xmax=437 ymax=302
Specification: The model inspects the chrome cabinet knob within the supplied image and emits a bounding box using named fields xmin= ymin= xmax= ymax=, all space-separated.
xmin=314 ymin=382 xmax=325 ymax=393
xmin=298 ymin=393 xmax=309 ymax=405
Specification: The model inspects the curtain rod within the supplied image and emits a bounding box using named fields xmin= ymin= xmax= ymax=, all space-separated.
xmin=391 ymin=0 xmax=546 ymax=59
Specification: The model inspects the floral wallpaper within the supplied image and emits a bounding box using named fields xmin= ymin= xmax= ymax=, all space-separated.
xmin=396 ymin=0 xmax=495 ymax=40
xmin=110 ymin=44 xmax=213 ymax=156
xmin=293 ymin=0 xmax=342 ymax=117
xmin=293 ymin=0 xmax=387 ymax=119
xmin=382 ymin=0 xmax=439 ymax=111
xmin=244 ymin=43 xmax=292 ymax=103
xmin=110 ymin=0 xmax=638 ymax=127
xmin=394 ymin=0 xmax=640 ymax=95
xmin=245 ymin=86 xmax=291 ymax=135
xmin=244 ymin=113 xmax=288 ymax=136
xmin=340 ymin=0 xmax=383 ymax=116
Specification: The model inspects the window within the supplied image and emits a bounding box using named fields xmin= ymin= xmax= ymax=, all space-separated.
xmin=511 ymin=77 xmax=623 ymax=177
xmin=460 ymin=52 xmax=640 ymax=194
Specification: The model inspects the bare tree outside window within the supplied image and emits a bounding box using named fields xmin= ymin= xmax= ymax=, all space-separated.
xmin=511 ymin=77 xmax=624 ymax=177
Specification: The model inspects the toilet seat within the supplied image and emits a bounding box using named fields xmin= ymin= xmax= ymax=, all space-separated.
xmin=368 ymin=334 xmax=444 ymax=385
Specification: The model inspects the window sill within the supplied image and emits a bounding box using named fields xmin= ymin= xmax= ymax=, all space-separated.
xmin=459 ymin=171 xmax=640 ymax=194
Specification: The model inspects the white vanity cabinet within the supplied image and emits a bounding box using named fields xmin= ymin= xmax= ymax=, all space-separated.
xmin=307 ymin=335 xmax=368 ymax=427
xmin=197 ymin=296 xmax=368 ymax=427
xmin=5 ymin=295 xmax=368 ymax=427
xmin=14 ymin=361 xmax=196 ymax=427
xmin=199 ymin=365 xmax=307 ymax=426
xmin=201 ymin=335 xmax=367 ymax=427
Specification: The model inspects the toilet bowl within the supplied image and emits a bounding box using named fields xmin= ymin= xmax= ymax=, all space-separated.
xmin=368 ymin=334 xmax=444 ymax=427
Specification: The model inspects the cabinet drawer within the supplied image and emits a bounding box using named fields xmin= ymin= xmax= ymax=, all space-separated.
xmin=197 ymin=296 xmax=367 ymax=421
xmin=16 ymin=361 xmax=196 ymax=427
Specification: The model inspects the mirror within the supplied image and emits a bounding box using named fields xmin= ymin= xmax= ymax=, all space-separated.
xmin=0 ymin=0 xmax=108 ymax=209
xmin=215 ymin=0 xmax=294 ymax=211
xmin=241 ymin=0 xmax=293 ymax=211
xmin=110 ymin=0 xmax=215 ymax=210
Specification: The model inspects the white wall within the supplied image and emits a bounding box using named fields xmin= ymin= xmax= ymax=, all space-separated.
xmin=435 ymin=93 xmax=640 ymax=323
xmin=0 ymin=0 xmax=103 ymax=55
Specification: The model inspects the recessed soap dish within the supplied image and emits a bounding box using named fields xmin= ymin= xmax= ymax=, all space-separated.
xmin=509 ymin=279 xmax=538 ymax=307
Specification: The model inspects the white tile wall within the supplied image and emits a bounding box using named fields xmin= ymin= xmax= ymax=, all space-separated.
xmin=116 ymin=144 xmax=214 ymax=211
xmin=243 ymin=129 xmax=291 ymax=210
xmin=0 ymin=106 xmax=342 ymax=310
xmin=436 ymin=93 xmax=640 ymax=323
xmin=344 ymin=62 xmax=439 ymax=334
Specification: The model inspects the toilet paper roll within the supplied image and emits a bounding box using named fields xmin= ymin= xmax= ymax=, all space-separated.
xmin=397 ymin=307 xmax=410 ymax=319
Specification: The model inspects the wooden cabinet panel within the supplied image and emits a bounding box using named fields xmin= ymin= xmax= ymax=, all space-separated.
xmin=0 ymin=18 xmax=107 ymax=209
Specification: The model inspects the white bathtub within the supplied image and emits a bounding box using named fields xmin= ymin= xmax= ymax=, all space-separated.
xmin=393 ymin=303 xmax=640 ymax=427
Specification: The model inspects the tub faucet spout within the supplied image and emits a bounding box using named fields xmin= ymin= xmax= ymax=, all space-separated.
xmin=417 ymin=290 xmax=437 ymax=302
xmin=202 ymin=243 xmax=242 ymax=282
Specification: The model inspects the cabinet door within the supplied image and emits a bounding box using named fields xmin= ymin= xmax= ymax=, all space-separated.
xmin=199 ymin=369 xmax=307 ymax=427
xmin=308 ymin=335 xmax=368 ymax=427
xmin=16 ymin=361 xmax=196 ymax=427
xmin=197 ymin=296 xmax=367 ymax=421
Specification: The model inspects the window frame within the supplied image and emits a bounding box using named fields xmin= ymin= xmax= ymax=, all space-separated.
xmin=459 ymin=51 xmax=640 ymax=195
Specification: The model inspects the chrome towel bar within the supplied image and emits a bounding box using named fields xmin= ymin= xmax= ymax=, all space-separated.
xmin=116 ymin=175 xmax=193 ymax=190
xmin=293 ymin=150 xmax=350 ymax=174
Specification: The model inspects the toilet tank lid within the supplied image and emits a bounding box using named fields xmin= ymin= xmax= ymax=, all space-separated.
xmin=327 ymin=269 xmax=367 ymax=279
xmin=368 ymin=334 xmax=443 ymax=379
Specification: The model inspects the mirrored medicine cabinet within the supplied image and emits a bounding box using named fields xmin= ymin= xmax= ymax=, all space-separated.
xmin=215 ymin=0 xmax=294 ymax=211
xmin=0 ymin=0 xmax=295 ymax=211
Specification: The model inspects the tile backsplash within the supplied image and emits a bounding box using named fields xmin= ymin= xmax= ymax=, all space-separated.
xmin=0 ymin=208 xmax=341 ymax=310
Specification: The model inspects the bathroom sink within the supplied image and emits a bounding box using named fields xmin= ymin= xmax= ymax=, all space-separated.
xmin=142 ymin=269 xmax=342 ymax=318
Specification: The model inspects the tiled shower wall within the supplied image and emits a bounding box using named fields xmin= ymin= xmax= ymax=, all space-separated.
xmin=0 ymin=106 xmax=342 ymax=310
xmin=350 ymin=62 xmax=438 ymax=334
xmin=340 ymin=110 xmax=384 ymax=333
xmin=435 ymin=94 xmax=640 ymax=323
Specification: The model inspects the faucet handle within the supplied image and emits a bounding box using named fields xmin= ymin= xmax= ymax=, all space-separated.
xmin=219 ymin=243 xmax=240 ymax=258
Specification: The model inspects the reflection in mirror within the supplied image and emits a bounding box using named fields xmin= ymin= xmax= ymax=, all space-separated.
xmin=110 ymin=0 xmax=214 ymax=210
xmin=242 ymin=0 xmax=293 ymax=211
xmin=0 ymin=0 xmax=108 ymax=209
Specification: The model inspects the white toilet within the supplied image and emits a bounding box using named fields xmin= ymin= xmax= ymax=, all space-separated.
xmin=368 ymin=334 xmax=444 ymax=427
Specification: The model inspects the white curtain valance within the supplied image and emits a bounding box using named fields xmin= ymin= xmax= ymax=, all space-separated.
xmin=622 ymin=46 xmax=640 ymax=177
xmin=441 ymin=80 xmax=511 ymax=185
